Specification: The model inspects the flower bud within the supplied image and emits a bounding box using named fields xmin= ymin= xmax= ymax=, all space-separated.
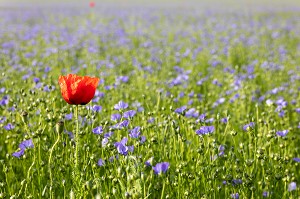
xmin=55 ymin=121 xmax=64 ymax=134
xmin=21 ymin=111 xmax=28 ymax=123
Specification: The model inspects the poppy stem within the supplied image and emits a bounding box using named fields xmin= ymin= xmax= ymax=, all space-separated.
xmin=73 ymin=105 xmax=81 ymax=196
xmin=75 ymin=105 xmax=79 ymax=172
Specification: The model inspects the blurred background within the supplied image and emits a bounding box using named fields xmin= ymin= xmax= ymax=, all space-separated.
xmin=0 ymin=0 xmax=300 ymax=11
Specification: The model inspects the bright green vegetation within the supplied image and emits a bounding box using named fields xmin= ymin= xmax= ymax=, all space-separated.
xmin=0 ymin=4 xmax=299 ymax=199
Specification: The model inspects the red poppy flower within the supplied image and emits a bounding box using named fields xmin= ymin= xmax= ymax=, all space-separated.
xmin=89 ymin=1 xmax=95 ymax=8
xmin=59 ymin=74 xmax=100 ymax=105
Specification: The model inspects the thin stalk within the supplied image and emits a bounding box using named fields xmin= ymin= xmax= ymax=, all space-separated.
xmin=160 ymin=180 xmax=165 ymax=199
xmin=73 ymin=105 xmax=81 ymax=197
xmin=75 ymin=105 xmax=79 ymax=173
xmin=48 ymin=130 xmax=61 ymax=199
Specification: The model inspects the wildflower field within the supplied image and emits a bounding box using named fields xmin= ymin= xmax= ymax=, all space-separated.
xmin=0 ymin=0 xmax=300 ymax=198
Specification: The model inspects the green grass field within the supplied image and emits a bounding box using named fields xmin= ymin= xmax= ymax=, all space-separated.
xmin=0 ymin=1 xmax=299 ymax=198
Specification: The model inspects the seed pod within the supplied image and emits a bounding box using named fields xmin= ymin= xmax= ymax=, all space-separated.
xmin=21 ymin=111 xmax=29 ymax=123
xmin=55 ymin=121 xmax=64 ymax=134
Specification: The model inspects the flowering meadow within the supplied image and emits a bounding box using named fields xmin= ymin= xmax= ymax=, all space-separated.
xmin=0 ymin=1 xmax=300 ymax=198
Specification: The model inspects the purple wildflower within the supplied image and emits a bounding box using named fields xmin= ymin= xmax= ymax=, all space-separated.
xmin=123 ymin=110 xmax=136 ymax=119
xmin=116 ymin=76 xmax=129 ymax=84
xmin=92 ymin=105 xmax=102 ymax=112
xmin=276 ymin=130 xmax=288 ymax=137
xmin=114 ymin=101 xmax=128 ymax=110
xmin=185 ymin=108 xmax=199 ymax=118
xmin=276 ymin=98 xmax=287 ymax=107
xmin=114 ymin=137 xmax=130 ymax=156
xmin=111 ymin=113 xmax=121 ymax=122
xmin=243 ymin=122 xmax=255 ymax=131
xmin=231 ymin=193 xmax=239 ymax=199
xmin=137 ymin=106 xmax=144 ymax=112
xmin=152 ymin=162 xmax=170 ymax=175
xmin=232 ymin=179 xmax=242 ymax=185
xmin=128 ymin=145 xmax=134 ymax=152
xmin=288 ymin=182 xmax=297 ymax=191
xmin=148 ymin=117 xmax=155 ymax=123
xmin=0 ymin=116 xmax=6 ymax=123
xmin=196 ymin=126 xmax=215 ymax=135
xmin=43 ymin=85 xmax=53 ymax=92
xmin=198 ymin=113 xmax=206 ymax=122
xmin=118 ymin=120 xmax=130 ymax=128
xmin=19 ymin=139 xmax=34 ymax=149
xmin=262 ymin=191 xmax=269 ymax=197
xmin=93 ymin=126 xmax=103 ymax=135
xmin=102 ymin=138 xmax=109 ymax=147
xmin=65 ymin=131 xmax=74 ymax=140
xmin=97 ymin=158 xmax=105 ymax=166
xmin=12 ymin=149 xmax=25 ymax=158
xmin=115 ymin=143 xmax=128 ymax=155
xmin=4 ymin=123 xmax=14 ymax=131
xmin=205 ymin=118 xmax=214 ymax=123
xmin=140 ymin=135 xmax=146 ymax=144
xmin=218 ymin=145 xmax=225 ymax=156
xmin=65 ymin=113 xmax=73 ymax=120
xmin=33 ymin=77 xmax=40 ymax=83
xmin=220 ymin=117 xmax=228 ymax=124
xmin=0 ymin=96 xmax=9 ymax=106
xmin=145 ymin=157 xmax=153 ymax=167
xmin=293 ymin=157 xmax=300 ymax=162
xmin=266 ymin=99 xmax=273 ymax=106
xmin=129 ymin=126 xmax=141 ymax=138
xmin=104 ymin=131 xmax=114 ymax=138
xmin=174 ymin=106 xmax=187 ymax=114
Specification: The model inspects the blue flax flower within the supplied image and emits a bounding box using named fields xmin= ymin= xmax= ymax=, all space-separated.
xmin=232 ymin=179 xmax=242 ymax=185
xmin=243 ymin=122 xmax=255 ymax=131
xmin=97 ymin=158 xmax=105 ymax=167
xmin=19 ymin=139 xmax=34 ymax=149
xmin=12 ymin=139 xmax=34 ymax=158
xmin=4 ymin=123 xmax=14 ymax=131
xmin=65 ymin=113 xmax=73 ymax=120
xmin=0 ymin=116 xmax=6 ymax=123
xmin=92 ymin=105 xmax=102 ymax=112
xmin=12 ymin=149 xmax=25 ymax=158
xmin=129 ymin=126 xmax=141 ymax=138
xmin=140 ymin=135 xmax=146 ymax=144
xmin=185 ymin=108 xmax=199 ymax=118
xmin=145 ymin=157 xmax=153 ymax=167
xmin=123 ymin=110 xmax=136 ymax=119
xmin=115 ymin=120 xmax=130 ymax=129
xmin=111 ymin=113 xmax=121 ymax=122
xmin=102 ymin=138 xmax=108 ymax=147
xmin=114 ymin=101 xmax=128 ymax=110
xmin=231 ymin=193 xmax=239 ymax=199
xmin=276 ymin=130 xmax=288 ymax=137
xmin=174 ymin=106 xmax=187 ymax=114
xmin=288 ymin=182 xmax=297 ymax=191
xmin=196 ymin=126 xmax=215 ymax=135
xmin=93 ymin=126 xmax=103 ymax=135
xmin=152 ymin=162 xmax=170 ymax=175
xmin=293 ymin=157 xmax=300 ymax=162
xmin=262 ymin=191 xmax=269 ymax=197
xmin=104 ymin=132 xmax=114 ymax=138
xmin=114 ymin=137 xmax=133 ymax=156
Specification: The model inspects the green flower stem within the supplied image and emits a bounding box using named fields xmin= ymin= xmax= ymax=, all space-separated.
xmin=48 ymin=130 xmax=61 ymax=199
xmin=74 ymin=105 xmax=81 ymax=196
xmin=160 ymin=180 xmax=166 ymax=199
xmin=22 ymin=115 xmax=36 ymax=197
xmin=75 ymin=105 xmax=79 ymax=175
